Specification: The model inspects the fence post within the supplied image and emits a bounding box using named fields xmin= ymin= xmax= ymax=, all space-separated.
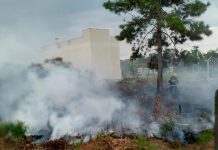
xmin=215 ymin=90 xmax=218 ymax=150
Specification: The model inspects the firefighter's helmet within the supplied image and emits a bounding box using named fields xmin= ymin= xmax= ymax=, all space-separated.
xmin=172 ymin=72 xmax=177 ymax=77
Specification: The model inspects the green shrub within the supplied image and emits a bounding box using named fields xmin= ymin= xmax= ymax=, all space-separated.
xmin=136 ymin=135 xmax=158 ymax=150
xmin=160 ymin=121 xmax=175 ymax=133
xmin=196 ymin=130 xmax=213 ymax=144
xmin=0 ymin=121 xmax=27 ymax=138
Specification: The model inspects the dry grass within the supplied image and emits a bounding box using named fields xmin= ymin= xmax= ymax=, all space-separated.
xmin=0 ymin=136 xmax=22 ymax=150
xmin=80 ymin=136 xmax=214 ymax=150
xmin=80 ymin=136 xmax=137 ymax=150
xmin=0 ymin=135 xmax=214 ymax=150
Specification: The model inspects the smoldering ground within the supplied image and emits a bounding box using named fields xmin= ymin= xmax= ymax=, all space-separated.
xmin=115 ymin=67 xmax=216 ymax=142
xmin=0 ymin=62 xmax=141 ymax=139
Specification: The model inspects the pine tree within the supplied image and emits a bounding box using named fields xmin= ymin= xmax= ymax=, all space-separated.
xmin=103 ymin=0 xmax=212 ymax=95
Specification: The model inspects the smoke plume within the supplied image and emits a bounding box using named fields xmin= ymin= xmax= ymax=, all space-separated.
xmin=0 ymin=63 xmax=140 ymax=139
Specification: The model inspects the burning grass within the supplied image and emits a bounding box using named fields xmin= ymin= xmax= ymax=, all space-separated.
xmin=0 ymin=121 xmax=214 ymax=150
xmin=0 ymin=71 xmax=215 ymax=149
xmin=15 ymin=134 xmax=213 ymax=150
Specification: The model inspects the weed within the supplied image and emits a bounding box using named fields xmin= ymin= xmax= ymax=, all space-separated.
xmin=160 ymin=121 xmax=175 ymax=133
xmin=196 ymin=130 xmax=213 ymax=144
xmin=73 ymin=140 xmax=84 ymax=150
xmin=136 ymin=135 xmax=158 ymax=150
xmin=0 ymin=121 xmax=27 ymax=138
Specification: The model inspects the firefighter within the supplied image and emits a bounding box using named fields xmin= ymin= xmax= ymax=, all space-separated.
xmin=169 ymin=71 xmax=179 ymax=97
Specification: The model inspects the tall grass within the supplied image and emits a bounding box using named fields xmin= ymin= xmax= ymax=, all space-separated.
xmin=136 ymin=135 xmax=158 ymax=150
xmin=0 ymin=121 xmax=27 ymax=138
xmin=196 ymin=130 xmax=213 ymax=144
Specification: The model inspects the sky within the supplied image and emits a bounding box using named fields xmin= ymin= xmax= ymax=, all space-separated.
xmin=0 ymin=0 xmax=218 ymax=64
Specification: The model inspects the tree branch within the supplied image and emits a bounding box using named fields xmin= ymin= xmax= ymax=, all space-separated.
xmin=162 ymin=31 xmax=177 ymax=51
xmin=137 ymin=27 xmax=156 ymax=53
xmin=127 ymin=12 xmax=138 ymax=18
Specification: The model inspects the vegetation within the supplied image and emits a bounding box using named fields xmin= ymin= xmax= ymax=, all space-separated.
xmin=0 ymin=131 xmax=214 ymax=149
xmin=179 ymin=46 xmax=204 ymax=66
xmin=147 ymin=48 xmax=178 ymax=70
xmin=121 ymin=48 xmax=218 ymax=79
xmin=196 ymin=130 xmax=213 ymax=144
xmin=136 ymin=135 xmax=158 ymax=150
xmin=0 ymin=121 xmax=27 ymax=138
xmin=104 ymin=0 xmax=212 ymax=95
xmin=0 ymin=121 xmax=27 ymax=149
xmin=160 ymin=121 xmax=175 ymax=134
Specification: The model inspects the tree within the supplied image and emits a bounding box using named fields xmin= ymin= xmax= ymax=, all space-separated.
xmin=103 ymin=0 xmax=212 ymax=96
xmin=179 ymin=46 xmax=204 ymax=66
xmin=148 ymin=49 xmax=179 ymax=70
xmin=204 ymin=49 xmax=218 ymax=66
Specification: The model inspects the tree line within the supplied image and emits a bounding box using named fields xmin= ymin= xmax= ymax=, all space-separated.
xmin=148 ymin=47 xmax=218 ymax=70
xmin=121 ymin=47 xmax=218 ymax=78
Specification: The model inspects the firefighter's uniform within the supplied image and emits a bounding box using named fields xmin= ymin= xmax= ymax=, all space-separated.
xmin=169 ymin=72 xmax=179 ymax=97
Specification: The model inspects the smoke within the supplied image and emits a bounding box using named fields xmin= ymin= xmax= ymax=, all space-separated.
xmin=175 ymin=66 xmax=217 ymax=112
xmin=0 ymin=62 xmax=216 ymax=143
xmin=0 ymin=63 xmax=141 ymax=139
xmin=154 ymin=66 xmax=217 ymax=143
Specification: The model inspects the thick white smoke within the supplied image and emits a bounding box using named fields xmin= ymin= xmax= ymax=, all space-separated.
xmin=0 ymin=63 xmax=140 ymax=139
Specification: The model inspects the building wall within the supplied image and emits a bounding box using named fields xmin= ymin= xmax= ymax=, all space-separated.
xmin=42 ymin=28 xmax=121 ymax=80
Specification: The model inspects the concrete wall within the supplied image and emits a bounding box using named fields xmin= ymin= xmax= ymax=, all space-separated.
xmin=42 ymin=28 xmax=121 ymax=80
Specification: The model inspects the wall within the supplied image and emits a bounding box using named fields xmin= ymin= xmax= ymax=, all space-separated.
xmin=42 ymin=28 xmax=121 ymax=80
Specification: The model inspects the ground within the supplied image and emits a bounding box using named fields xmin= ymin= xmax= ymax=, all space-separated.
xmin=0 ymin=135 xmax=214 ymax=150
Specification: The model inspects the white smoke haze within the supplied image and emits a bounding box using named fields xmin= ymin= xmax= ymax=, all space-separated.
xmin=176 ymin=67 xmax=218 ymax=111
xmin=0 ymin=63 xmax=141 ymax=139
xmin=0 ymin=62 xmax=216 ymax=144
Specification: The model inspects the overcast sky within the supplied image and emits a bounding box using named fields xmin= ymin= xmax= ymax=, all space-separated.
xmin=0 ymin=0 xmax=218 ymax=64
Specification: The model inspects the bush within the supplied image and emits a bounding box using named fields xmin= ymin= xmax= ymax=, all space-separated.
xmin=160 ymin=121 xmax=175 ymax=133
xmin=196 ymin=130 xmax=213 ymax=144
xmin=0 ymin=121 xmax=27 ymax=138
xmin=136 ymin=135 xmax=158 ymax=150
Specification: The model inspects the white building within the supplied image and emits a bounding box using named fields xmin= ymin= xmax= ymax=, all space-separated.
xmin=42 ymin=28 xmax=122 ymax=80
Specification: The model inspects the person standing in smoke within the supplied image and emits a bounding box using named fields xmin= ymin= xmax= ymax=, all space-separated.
xmin=168 ymin=71 xmax=179 ymax=98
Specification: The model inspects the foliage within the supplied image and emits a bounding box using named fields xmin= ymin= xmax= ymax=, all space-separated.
xmin=160 ymin=121 xmax=175 ymax=133
xmin=74 ymin=141 xmax=84 ymax=150
xmin=136 ymin=135 xmax=158 ymax=150
xmin=28 ymin=58 xmax=74 ymax=78
xmin=120 ymin=48 xmax=218 ymax=78
xmin=177 ymin=47 xmax=218 ymax=69
xmin=104 ymin=0 xmax=211 ymax=51
xmin=204 ymin=49 xmax=218 ymax=66
xmin=148 ymin=49 xmax=179 ymax=70
xmin=0 ymin=121 xmax=27 ymax=138
xmin=196 ymin=130 xmax=213 ymax=144
xmin=178 ymin=46 xmax=205 ymax=66
xmin=103 ymin=0 xmax=211 ymax=95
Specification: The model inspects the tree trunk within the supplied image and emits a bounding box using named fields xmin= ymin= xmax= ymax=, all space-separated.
xmin=215 ymin=90 xmax=218 ymax=150
xmin=157 ymin=28 xmax=163 ymax=96
xmin=156 ymin=0 xmax=163 ymax=96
